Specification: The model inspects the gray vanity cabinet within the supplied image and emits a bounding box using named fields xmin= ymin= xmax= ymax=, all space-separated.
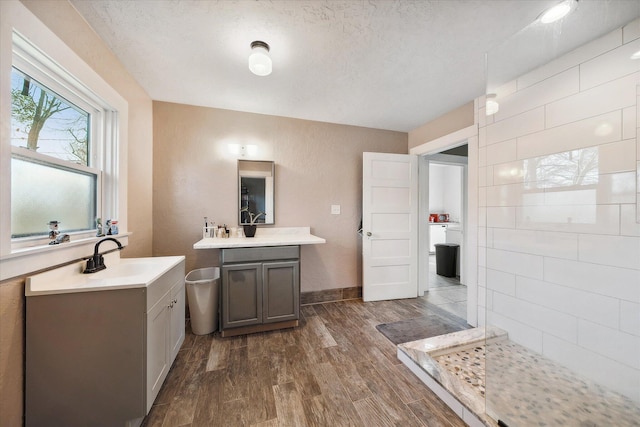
xmin=220 ymin=246 xmax=300 ymax=336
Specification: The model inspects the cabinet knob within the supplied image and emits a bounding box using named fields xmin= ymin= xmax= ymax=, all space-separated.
xmin=366 ymin=232 xmax=372 ymax=237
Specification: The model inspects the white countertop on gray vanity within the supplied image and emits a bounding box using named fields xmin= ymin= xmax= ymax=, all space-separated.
xmin=193 ymin=227 xmax=326 ymax=249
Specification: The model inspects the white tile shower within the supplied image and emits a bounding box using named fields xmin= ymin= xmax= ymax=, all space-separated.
xmin=480 ymin=17 xmax=640 ymax=404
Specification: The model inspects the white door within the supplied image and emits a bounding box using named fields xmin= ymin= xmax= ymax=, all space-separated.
xmin=362 ymin=152 xmax=418 ymax=302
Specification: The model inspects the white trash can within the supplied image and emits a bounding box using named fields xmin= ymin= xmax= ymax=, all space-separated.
xmin=185 ymin=267 xmax=220 ymax=335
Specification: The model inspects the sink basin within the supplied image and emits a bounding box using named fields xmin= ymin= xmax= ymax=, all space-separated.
xmin=87 ymin=261 xmax=160 ymax=279
xmin=26 ymin=253 xmax=186 ymax=296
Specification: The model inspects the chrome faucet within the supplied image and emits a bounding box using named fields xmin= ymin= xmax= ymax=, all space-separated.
xmin=83 ymin=237 xmax=123 ymax=274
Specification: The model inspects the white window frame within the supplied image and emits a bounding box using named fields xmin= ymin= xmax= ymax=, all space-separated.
xmin=10 ymin=54 xmax=104 ymax=245
xmin=0 ymin=1 xmax=128 ymax=281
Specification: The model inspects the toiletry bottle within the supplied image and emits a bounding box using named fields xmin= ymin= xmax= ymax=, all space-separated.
xmin=203 ymin=217 xmax=209 ymax=239
xmin=95 ymin=218 xmax=104 ymax=237
xmin=110 ymin=220 xmax=119 ymax=235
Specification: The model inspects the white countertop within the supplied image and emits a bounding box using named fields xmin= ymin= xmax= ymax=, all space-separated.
xmin=26 ymin=253 xmax=185 ymax=296
xmin=194 ymin=227 xmax=326 ymax=249
xmin=430 ymin=222 xmax=462 ymax=229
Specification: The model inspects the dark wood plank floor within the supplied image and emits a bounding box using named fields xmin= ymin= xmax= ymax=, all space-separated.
xmin=142 ymin=297 xmax=468 ymax=427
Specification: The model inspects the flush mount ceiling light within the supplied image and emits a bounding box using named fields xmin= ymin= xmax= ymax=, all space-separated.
xmin=630 ymin=49 xmax=640 ymax=60
xmin=248 ymin=41 xmax=272 ymax=76
xmin=485 ymin=94 xmax=499 ymax=116
xmin=539 ymin=0 xmax=576 ymax=24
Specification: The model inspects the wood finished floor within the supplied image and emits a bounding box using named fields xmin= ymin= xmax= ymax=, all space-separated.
xmin=142 ymin=297 xmax=468 ymax=427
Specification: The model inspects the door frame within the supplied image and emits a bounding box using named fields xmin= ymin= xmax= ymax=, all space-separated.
xmin=410 ymin=123 xmax=479 ymax=327
xmin=422 ymin=156 xmax=467 ymax=283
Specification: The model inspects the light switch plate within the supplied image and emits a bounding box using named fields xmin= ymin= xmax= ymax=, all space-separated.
xmin=331 ymin=205 xmax=341 ymax=215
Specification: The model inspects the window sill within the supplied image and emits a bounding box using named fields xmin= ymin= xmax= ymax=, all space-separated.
xmin=0 ymin=232 xmax=130 ymax=282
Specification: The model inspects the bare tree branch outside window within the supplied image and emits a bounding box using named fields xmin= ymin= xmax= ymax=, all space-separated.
xmin=11 ymin=67 xmax=89 ymax=165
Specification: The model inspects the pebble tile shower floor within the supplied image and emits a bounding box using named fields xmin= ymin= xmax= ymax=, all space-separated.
xmin=427 ymin=336 xmax=640 ymax=426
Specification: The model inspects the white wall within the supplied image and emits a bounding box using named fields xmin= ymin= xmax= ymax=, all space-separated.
xmin=429 ymin=164 xmax=446 ymax=212
xmin=443 ymin=165 xmax=462 ymax=223
xmin=152 ymin=101 xmax=408 ymax=293
xmin=429 ymin=163 xmax=463 ymax=222
xmin=479 ymin=19 xmax=640 ymax=402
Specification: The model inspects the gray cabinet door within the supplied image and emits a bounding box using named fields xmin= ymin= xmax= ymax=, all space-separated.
xmin=222 ymin=262 xmax=262 ymax=329
xmin=262 ymin=260 xmax=299 ymax=324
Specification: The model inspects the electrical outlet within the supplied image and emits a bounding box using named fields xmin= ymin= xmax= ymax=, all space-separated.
xmin=331 ymin=205 xmax=341 ymax=215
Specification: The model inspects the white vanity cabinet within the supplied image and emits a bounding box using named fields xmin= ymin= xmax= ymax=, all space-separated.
xmin=25 ymin=257 xmax=185 ymax=427
xmin=145 ymin=263 xmax=185 ymax=412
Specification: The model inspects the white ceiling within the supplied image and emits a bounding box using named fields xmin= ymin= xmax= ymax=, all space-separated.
xmin=70 ymin=0 xmax=640 ymax=132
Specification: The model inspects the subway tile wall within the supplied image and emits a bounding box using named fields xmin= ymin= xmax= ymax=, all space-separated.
xmin=478 ymin=18 xmax=640 ymax=402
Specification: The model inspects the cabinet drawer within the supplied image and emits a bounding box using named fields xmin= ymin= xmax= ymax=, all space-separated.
xmin=221 ymin=246 xmax=299 ymax=263
xmin=146 ymin=261 xmax=185 ymax=310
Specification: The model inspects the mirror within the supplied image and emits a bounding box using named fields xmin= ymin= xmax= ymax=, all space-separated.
xmin=238 ymin=160 xmax=275 ymax=225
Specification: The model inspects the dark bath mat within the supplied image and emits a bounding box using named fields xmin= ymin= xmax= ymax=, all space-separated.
xmin=376 ymin=314 xmax=468 ymax=345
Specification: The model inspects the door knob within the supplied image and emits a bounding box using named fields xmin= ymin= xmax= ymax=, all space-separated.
xmin=366 ymin=232 xmax=372 ymax=237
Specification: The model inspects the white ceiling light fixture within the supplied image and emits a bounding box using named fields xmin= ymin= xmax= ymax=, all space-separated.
xmin=630 ymin=49 xmax=640 ymax=60
xmin=245 ymin=144 xmax=258 ymax=156
xmin=539 ymin=0 xmax=576 ymax=24
xmin=227 ymin=143 xmax=259 ymax=157
xmin=248 ymin=41 xmax=272 ymax=76
xmin=485 ymin=94 xmax=499 ymax=116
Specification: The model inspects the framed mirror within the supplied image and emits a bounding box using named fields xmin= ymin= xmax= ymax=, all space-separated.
xmin=238 ymin=160 xmax=275 ymax=225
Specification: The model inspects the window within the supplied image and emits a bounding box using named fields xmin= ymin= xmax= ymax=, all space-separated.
xmin=2 ymin=28 xmax=124 ymax=254
xmin=0 ymin=2 xmax=128 ymax=281
xmin=10 ymin=66 xmax=100 ymax=238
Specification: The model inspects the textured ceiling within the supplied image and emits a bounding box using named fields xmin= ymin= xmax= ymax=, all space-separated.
xmin=70 ymin=0 xmax=640 ymax=132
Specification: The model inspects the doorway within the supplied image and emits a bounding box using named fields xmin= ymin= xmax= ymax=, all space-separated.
xmin=408 ymin=120 xmax=479 ymax=326
xmin=423 ymin=151 xmax=467 ymax=322
xmin=362 ymin=125 xmax=479 ymax=326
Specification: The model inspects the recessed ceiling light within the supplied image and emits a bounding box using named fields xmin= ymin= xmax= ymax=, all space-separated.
xmin=539 ymin=0 xmax=575 ymax=24
xmin=630 ymin=49 xmax=640 ymax=60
